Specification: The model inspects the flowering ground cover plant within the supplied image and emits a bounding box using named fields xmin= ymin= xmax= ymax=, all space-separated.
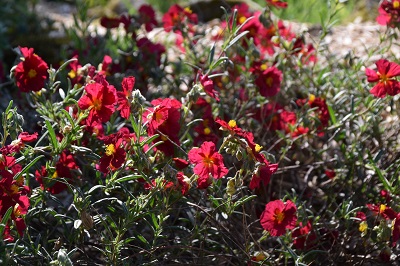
xmin=2 ymin=0 xmax=400 ymax=264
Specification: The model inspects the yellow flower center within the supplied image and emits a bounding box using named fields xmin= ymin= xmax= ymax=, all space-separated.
xmin=394 ymin=0 xmax=400 ymax=9
xmin=255 ymin=144 xmax=262 ymax=153
xmin=238 ymin=16 xmax=246 ymax=24
xmin=309 ymin=94 xmax=316 ymax=103
xmin=92 ymin=98 xmax=102 ymax=110
xmin=155 ymin=111 xmax=164 ymax=123
xmin=10 ymin=184 xmax=19 ymax=195
xmin=228 ymin=120 xmax=237 ymax=128
xmin=204 ymin=127 xmax=211 ymax=135
xmin=380 ymin=204 xmax=387 ymax=213
xmin=28 ymin=69 xmax=37 ymax=78
xmin=52 ymin=171 xmax=58 ymax=179
xmin=68 ymin=70 xmax=77 ymax=79
xmin=266 ymin=77 xmax=273 ymax=87
xmin=260 ymin=64 xmax=268 ymax=71
xmin=274 ymin=210 xmax=285 ymax=224
xmin=184 ymin=7 xmax=192 ymax=14
xmin=203 ymin=157 xmax=214 ymax=167
xmin=378 ymin=72 xmax=389 ymax=84
xmin=105 ymin=144 xmax=116 ymax=156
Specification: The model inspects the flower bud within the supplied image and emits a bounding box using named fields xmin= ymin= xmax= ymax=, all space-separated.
xmin=226 ymin=178 xmax=236 ymax=196
xmin=81 ymin=210 xmax=93 ymax=230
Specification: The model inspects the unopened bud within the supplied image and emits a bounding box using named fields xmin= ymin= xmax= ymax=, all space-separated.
xmin=226 ymin=178 xmax=236 ymax=196
xmin=81 ymin=210 xmax=93 ymax=230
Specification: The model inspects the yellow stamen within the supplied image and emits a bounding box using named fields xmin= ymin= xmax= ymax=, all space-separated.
xmin=204 ymin=127 xmax=211 ymax=135
xmin=228 ymin=120 xmax=237 ymax=128
xmin=68 ymin=70 xmax=77 ymax=79
xmin=266 ymin=77 xmax=273 ymax=87
xmin=238 ymin=16 xmax=246 ymax=24
xmin=52 ymin=171 xmax=58 ymax=179
xmin=260 ymin=64 xmax=268 ymax=71
xmin=255 ymin=144 xmax=262 ymax=153
xmin=394 ymin=0 xmax=400 ymax=9
xmin=309 ymin=94 xmax=316 ymax=103
xmin=274 ymin=211 xmax=285 ymax=224
xmin=28 ymin=69 xmax=37 ymax=78
xmin=105 ymin=144 xmax=116 ymax=156
xmin=10 ymin=184 xmax=19 ymax=195
xmin=92 ymin=98 xmax=102 ymax=110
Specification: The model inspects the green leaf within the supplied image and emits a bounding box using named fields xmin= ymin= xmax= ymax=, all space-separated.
xmin=13 ymin=155 xmax=44 ymax=181
xmin=115 ymin=174 xmax=143 ymax=183
xmin=45 ymin=120 xmax=59 ymax=152
xmin=208 ymin=43 xmax=215 ymax=66
xmin=0 ymin=207 xmax=13 ymax=238
xmin=225 ymin=31 xmax=249 ymax=51
xmin=327 ymin=104 xmax=337 ymax=125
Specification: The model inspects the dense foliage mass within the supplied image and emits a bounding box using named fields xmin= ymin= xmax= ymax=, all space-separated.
xmin=2 ymin=0 xmax=400 ymax=264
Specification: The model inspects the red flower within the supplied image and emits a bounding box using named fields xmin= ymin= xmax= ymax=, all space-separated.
xmin=0 ymin=155 xmax=29 ymax=240
xmin=143 ymin=98 xmax=182 ymax=156
xmin=117 ymin=76 xmax=135 ymax=119
xmin=200 ymin=74 xmax=220 ymax=101
xmin=291 ymin=126 xmax=309 ymax=137
xmin=260 ymin=199 xmax=297 ymax=236
xmin=35 ymin=151 xmax=80 ymax=194
xmin=136 ymin=37 xmax=166 ymax=66
xmin=162 ymin=4 xmax=198 ymax=33
xmin=366 ymin=59 xmax=400 ymax=98
xmin=297 ymin=94 xmax=329 ymax=135
xmin=292 ymin=221 xmax=317 ymax=250
xmin=230 ymin=3 xmax=252 ymax=26
xmin=325 ymin=169 xmax=336 ymax=179
xmin=215 ymin=118 xmax=245 ymax=136
xmin=293 ymin=37 xmax=317 ymax=64
xmin=392 ymin=213 xmax=400 ymax=246
xmin=78 ymin=80 xmax=117 ymax=123
xmin=266 ymin=0 xmax=288 ymax=8
xmin=367 ymin=203 xmax=397 ymax=220
xmin=255 ymin=66 xmax=282 ymax=97
xmin=173 ymin=158 xmax=189 ymax=170
xmin=192 ymin=100 xmax=221 ymax=145
xmin=14 ymin=47 xmax=48 ymax=92
xmin=0 ymin=132 xmax=38 ymax=154
xmin=381 ymin=189 xmax=392 ymax=203
xmin=188 ymin=141 xmax=228 ymax=188
xmin=249 ymin=164 xmax=278 ymax=190
xmin=176 ymin=172 xmax=190 ymax=195
xmin=355 ymin=211 xmax=367 ymax=222
xmin=377 ymin=0 xmax=400 ymax=27
xmin=138 ymin=4 xmax=158 ymax=32
xmin=97 ymin=137 xmax=126 ymax=173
